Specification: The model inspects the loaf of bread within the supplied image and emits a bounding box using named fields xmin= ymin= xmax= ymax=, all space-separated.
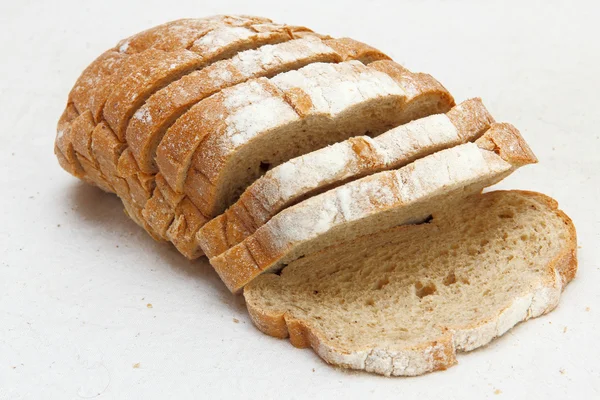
xmin=56 ymin=16 xmax=453 ymax=258
xmin=55 ymin=15 xmax=576 ymax=377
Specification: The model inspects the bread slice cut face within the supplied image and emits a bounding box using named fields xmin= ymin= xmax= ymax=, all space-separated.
xmin=244 ymin=190 xmax=577 ymax=376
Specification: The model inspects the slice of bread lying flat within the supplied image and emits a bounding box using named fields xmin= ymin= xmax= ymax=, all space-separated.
xmin=244 ymin=190 xmax=577 ymax=376
xmin=198 ymin=98 xmax=494 ymax=259
xmin=210 ymin=122 xmax=537 ymax=293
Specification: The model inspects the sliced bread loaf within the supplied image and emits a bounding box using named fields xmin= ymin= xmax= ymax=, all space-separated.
xmin=126 ymin=36 xmax=389 ymax=175
xmin=157 ymin=60 xmax=454 ymax=219
xmin=58 ymin=16 xmax=314 ymax=188
xmin=210 ymin=123 xmax=537 ymax=293
xmin=244 ymin=190 xmax=577 ymax=376
xmin=198 ymin=98 xmax=494 ymax=259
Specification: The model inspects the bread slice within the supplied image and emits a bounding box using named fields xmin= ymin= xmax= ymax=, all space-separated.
xmin=210 ymin=123 xmax=537 ymax=293
xmin=157 ymin=60 xmax=454 ymax=219
xmin=244 ymin=190 xmax=577 ymax=376
xmin=126 ymin=36 xmax=389 ymax=174
xmin=198 ymin=98 xmax=494 ymax=259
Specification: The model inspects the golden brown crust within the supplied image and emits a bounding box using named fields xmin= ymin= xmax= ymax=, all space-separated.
xmin=76 ymin=154 xmax=113 ymax=192
xmin=166 ymin=198 xmax=209 ymax=258
xmin=117 ymin=149 xmax=155 ymax=206
xmin=446 ymin=98 xmax=495 ymax=140
xmin=69 ymin=51 xmax=126 ymax=115
xmin=103 ymin=49 xmax=203 ymax=140
xmin=55 ymin=104 xmax=84 ymax=177
xmin=70 ymin=111 xmax=96 ymax=161
xmin=322 ymin=37 xmax=391 ymax=63
xmin=475 ymin=122 xmax=538 ymax=166
xmin=115 ymin=17 xmax=273 ymax=54
xmin=90 ymin=122 xmax=127 ymax=177
xmin=142 ymin=187 xmax=175 ymax=239
xmin=369 ymin=60 xmax=454 ymax=105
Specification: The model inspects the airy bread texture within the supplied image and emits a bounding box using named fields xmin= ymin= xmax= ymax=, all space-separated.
xmin=244 ymin=191 xmax=577 ymax=376
xmin=210 ymin=123 xmax=537 ymax=293
xmin=198 ymin=98 xmax=494 ymax=259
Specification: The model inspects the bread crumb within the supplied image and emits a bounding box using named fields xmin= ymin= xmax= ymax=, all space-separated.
xmin=559 ymin=369 xmax=565 ymax=375
xmin=233 ymin=318 xmax=239 ymax=323
xmin=133 ymin=363 xmax=140 ymax=369
xmin=586 ymin=307 xmax=590 ymax=312
xmin=147 ymin=303 xmax=153 ymax=309
xmin=494 ymin=389 xmax=502 ymax=395
xmin=563 ymin=326 xmax=568 ymax=333
xmin=312 ymin=368 xmax=315 ymax=372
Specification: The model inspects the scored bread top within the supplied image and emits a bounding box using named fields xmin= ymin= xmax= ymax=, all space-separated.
xmin=209 ymin=123 xmax=537 ymax=293
xmin=243 ymin=190 xmax=576 ymax=376
xmin=197 ymin=98 xmax=494 ymax=259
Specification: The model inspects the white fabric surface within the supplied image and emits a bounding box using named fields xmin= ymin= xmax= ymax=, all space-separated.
xmin=1 ymin=0 xmax=598 ymax=398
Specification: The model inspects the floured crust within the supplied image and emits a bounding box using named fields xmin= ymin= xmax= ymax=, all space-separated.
xmin=126 ymin=36 xmax=364 ymax=174
xmin=244 ymin=190 xmax=577 ymax=376
xmin=142 ymin=59 xmax=452 ymax=258
xmin=209 ymin=123 xmax=537 ymax=293
xmin=55 ymin=16 xmax=457 ymax=260
xmin=198 ymin=98 xmax=494 ymax=259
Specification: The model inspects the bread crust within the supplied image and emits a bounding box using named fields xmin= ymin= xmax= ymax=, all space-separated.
xmin=244 ymin=190 xmax=577 ymax=376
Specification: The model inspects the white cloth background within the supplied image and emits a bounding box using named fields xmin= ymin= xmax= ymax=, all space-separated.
xmin=1 ymin=0 xmax=598 ymax=398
